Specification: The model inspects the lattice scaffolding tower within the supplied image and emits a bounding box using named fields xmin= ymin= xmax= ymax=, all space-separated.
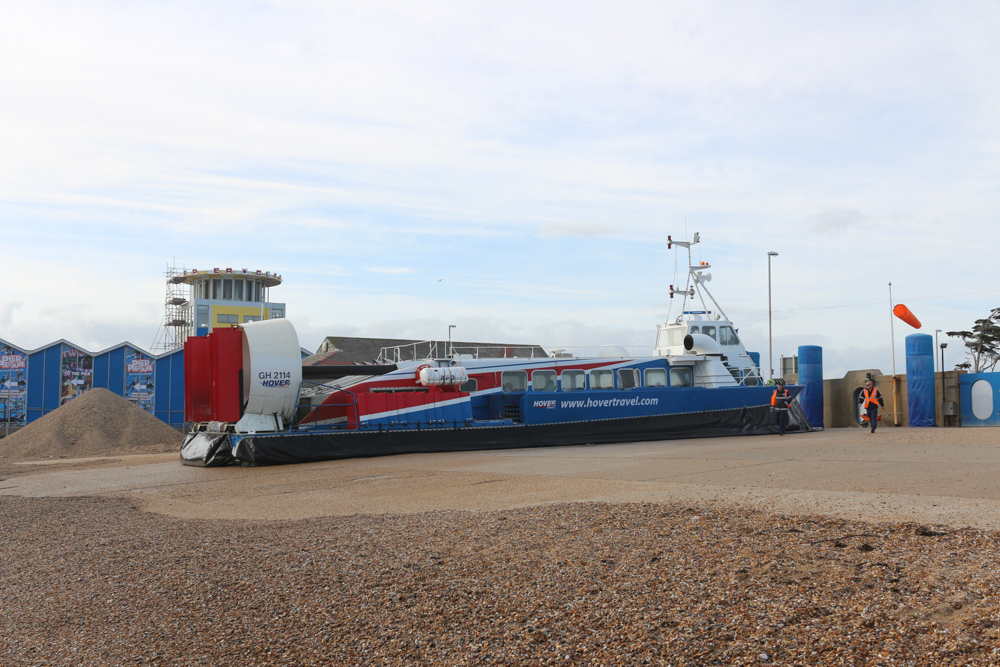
xmin=150 ymin=263 xmax=193 ymax=353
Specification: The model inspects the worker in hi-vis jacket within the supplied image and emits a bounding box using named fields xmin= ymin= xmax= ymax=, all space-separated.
xmin=770 ymin=379 xmax=791 ymax=436
xmin=858 ymin=379 xmax=884 ymax=433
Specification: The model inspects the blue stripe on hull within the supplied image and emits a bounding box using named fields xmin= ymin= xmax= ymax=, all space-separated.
xmin=521 ymin=385 xmax=784 ymax=425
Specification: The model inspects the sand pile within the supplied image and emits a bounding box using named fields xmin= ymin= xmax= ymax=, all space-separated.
xmin=0 ymin=388 xmax=184 ymax=461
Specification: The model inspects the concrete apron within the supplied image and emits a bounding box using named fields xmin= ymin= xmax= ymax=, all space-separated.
xmin=2 ymin=427 xmax=998 ymax=529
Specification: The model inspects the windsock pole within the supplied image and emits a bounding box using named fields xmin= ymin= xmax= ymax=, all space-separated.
xmin=888 ymin=282 xmax=898 ymax=426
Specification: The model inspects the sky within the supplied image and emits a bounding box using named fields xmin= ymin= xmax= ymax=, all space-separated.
xmin=2 ymin=0 xmax=998 ymax=378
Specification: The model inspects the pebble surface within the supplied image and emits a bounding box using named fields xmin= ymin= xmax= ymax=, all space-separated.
xmin=3 ymin=495 xmax=1000 ymax=666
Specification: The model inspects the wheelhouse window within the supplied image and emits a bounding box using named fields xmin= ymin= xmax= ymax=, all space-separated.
xmin=720 ymin=326 xmax=740 ymax=346
xmin=689 ymin=326 xmax=700 ymax=334
xmin=617 ymin=368 xmax=639 ymax=389
xmin=701 ymin=326 xmax=717 ymax=341
xmin=501 ymin=371 xmax=527 ymax=392
xmin=591 ymin=369 xmax=614 ymax=390
xmin=561 ymin=370 xmax=585 ymax=391
xmin=670 ymin=367 xmax=693 ymax=387
xmin=644 ymin=368 xmax=667 ymax=388
xmin=655 ymin=328 xmax=685 ymax=348
xmin=532 ymin=370 xmax=557 ymax=392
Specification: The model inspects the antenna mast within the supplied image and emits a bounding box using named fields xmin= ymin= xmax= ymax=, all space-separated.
xmin=666 ymin=232 xmax=728 ymax=321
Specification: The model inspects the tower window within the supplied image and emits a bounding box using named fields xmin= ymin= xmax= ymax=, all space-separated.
xmin=196 ymin=305 xmax=209 ymax=328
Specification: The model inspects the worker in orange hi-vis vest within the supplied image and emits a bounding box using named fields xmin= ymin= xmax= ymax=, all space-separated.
xmin=858 ymin=379 xmax=885 ymax=433
xmin=770 ymin=379 xmax=791 ymax=436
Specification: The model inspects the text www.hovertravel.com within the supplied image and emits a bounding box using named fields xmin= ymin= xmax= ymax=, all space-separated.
xmin=558 ymin=397 xmax=659 ymax=409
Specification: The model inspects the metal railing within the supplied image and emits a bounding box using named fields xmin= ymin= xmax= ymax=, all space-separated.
xmin=378 ymin=342 xmax=559 ymax=364
xmin=378 ymin=341 xmax=440 ymax=364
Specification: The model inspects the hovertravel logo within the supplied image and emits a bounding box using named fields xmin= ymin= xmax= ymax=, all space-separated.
xmin=559 ymin=397 xmax=659 ymax=408
xmin=258 ymin=370 xmax=292 ymax=388
xmin=532 ymin=400 xmax=556 ymax=409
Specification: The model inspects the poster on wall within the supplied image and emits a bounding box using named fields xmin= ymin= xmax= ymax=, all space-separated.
xmin=0 ymin=343 xmax=27 ymax=424
xmin=61 ymin=344 xmax=93 ymax=405
xmin=124 ymin=347 xmax=155 ymax=414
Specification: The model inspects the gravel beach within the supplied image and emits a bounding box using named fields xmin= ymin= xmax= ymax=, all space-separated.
xmin=3 ymin=425 xmax=1000 ymax=665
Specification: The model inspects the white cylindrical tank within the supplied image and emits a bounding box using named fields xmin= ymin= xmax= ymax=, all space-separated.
xmin=417 ymin=366 xmax=469 ymax=386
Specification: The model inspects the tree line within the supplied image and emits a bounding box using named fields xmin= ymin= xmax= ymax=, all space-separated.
xmin=947 ymin=308 xmax=1000 ymax=372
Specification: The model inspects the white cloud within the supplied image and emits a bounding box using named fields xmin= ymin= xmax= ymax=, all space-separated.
xmin=0 ymin=0 xmax=997 ymax=376
xmin=810 ymin=208 xmax=867 ymax=235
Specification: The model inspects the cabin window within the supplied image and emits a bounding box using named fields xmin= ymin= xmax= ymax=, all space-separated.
xmin=670 ymin=367 xmax=693 ymax=387
xmin=720 ymin=326 xmax=739 ymax=346
xmin=701 ymin=326 xmax=717 ymax=341
xmin=591 ymin=370 xmax=614 ymax=390
xmin=644 ymin=368 xmax=667 ymax=387
xmin=655 ymin=328 xmax=685 ymax=348
xmin=532 ymin=370 xmax=557 ymax=392
xmin=617 ymin=369 xmax=639 ymax=389
xmin=460 ymin=378 xmax=478 ymax=392
xmin=561 ymin=370 xmax=585 ymax=391
xmin=689 ymin=326 xmax=700 ymax=334
xmin=501 ymin=371 xmax=527 ymax=393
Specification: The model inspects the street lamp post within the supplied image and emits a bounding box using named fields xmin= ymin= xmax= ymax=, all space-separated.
xmin=767 ymin=251 xmax=779 ymax=380
xmin=935 ymin=329 xmax=942 ymax=373
xmin=940 ymin=342 xmax=947 ymax=375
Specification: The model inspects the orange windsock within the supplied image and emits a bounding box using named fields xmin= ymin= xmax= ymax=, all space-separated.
xmin=893 ymin=304 xmax=921 ymax=329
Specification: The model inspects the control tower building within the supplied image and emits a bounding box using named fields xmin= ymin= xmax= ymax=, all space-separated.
xmin=153 ymin=267 xmax=286 ymax=352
